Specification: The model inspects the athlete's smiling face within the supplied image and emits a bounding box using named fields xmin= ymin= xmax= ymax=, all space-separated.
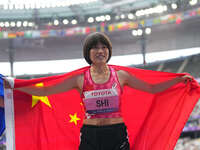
xmin=90 ymin=42 xmax=109 ymax=65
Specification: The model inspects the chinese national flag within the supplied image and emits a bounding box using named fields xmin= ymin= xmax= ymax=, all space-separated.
xmin=4 ymin=65 xmax=200 ymax=150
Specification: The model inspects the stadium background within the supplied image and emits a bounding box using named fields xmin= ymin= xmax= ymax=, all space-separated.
xmin=0 ymin=0 xmax=200 ymax=149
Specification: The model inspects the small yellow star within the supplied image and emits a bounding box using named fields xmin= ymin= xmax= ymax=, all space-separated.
xmin=69 ymin=113 xmax=81 ymax=125
xmin=32 ymin=83 xmax=51 ymax=108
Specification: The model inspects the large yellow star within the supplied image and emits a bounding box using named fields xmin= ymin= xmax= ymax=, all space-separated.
xmin=69 ymin=113 xmax=81 ymax=125
xmin=32 ymin=83 xmax=51 ymax=108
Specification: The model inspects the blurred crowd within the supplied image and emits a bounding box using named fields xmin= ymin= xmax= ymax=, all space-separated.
xmin=175 ymin=138 xmax=200 ymax=150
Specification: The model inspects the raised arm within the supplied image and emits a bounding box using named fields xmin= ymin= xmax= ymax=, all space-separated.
xmin=3 ymin=74 xmax=84 ymax=96
xmin=118 ymin=70 xmax=191 ymax=94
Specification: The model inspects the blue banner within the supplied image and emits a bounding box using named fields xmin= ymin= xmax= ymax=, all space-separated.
xmin=0 ymin=75 xmax=5 ymax=136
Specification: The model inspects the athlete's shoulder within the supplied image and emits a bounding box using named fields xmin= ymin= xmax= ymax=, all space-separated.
xmin=76 ymin=73 xmax=84 ymax=82
xmin=73 ymin=73 xmax=84 ymax=93
xmin=117 ymin=69 xmax=129 ymax=77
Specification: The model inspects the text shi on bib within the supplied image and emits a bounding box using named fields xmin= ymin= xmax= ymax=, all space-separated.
xmin=83 ymin=86 xmax=119 ymax=114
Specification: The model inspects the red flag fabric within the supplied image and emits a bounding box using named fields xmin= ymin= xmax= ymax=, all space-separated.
xmin=5 ymin=65 xmax=200 ymax=150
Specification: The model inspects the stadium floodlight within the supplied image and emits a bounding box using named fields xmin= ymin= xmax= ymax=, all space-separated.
xmin=136 ymin=10 xmax=145 ymax=17
xmin=145 ymin=8 xmax=153 ymax=15
xmin=10 ymin=22 xmax=16 ymax=27
xmin=96 ymin=16 xmax=101 ymax=22
xmin=100 ymin=16 xmax=105 ymax=22
xmin=5 ymin=22 xmax=10 ymax=27
xmin=105 ymin=15 xmax=111 ymax=21
xmin=163 ymin=5 xmax=168 ymax=11
xmin=132 ymin=30 xmax=138 ymax=36
xmin=137 ymin=29 xmax=143 ymax=36
xmin=71 ymin=19 xmax=77 ymax=25
xmin=28 ymin=22 xmax=34 ymax=27
xmin=155 ymin=5 xmax=165 ymax=13
xmin=136 ymin=5 xmax=168 ymax=17
xmin=128 ymin=13 xmax=135 ymax=19
xmin=171 ymin=3 xmax=178 ymax=9
xmin=63 ymin=19 xmax=69 ymax=25
xmin=17 ymin=21 xmax=22 ymax=27
xmin=145 ymin=28 xmax=151 ymax=35
xmin=23 ymin=21 xmax=28 ymax=27
xmin=54 ymin=20 xmax=59 ymax=26
xmin=120 ymin=14 xmax=125 ymax=19
xmin=0 ymin=22 xmax=4 ymax=27
xmin=135 ymin=11 xmax=140 ymax=17
xmin=88 ymin=17 xmax=94 ymax=23
xmin=189 ymin=0 xmax=198 ymax=5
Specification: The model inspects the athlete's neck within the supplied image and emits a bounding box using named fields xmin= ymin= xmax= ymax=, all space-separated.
xmin=90 ymin=63 xmax=109 ymax=75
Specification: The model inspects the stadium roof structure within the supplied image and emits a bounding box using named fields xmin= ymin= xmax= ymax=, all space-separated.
xmin=0 ymin=0 xmax=167 ymax=18
xmin=0 ymin=0 xmax=198 ymax=23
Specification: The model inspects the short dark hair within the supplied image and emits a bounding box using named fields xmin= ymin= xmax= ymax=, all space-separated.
xmin=83 ymin=32 xmax=112 ymax=65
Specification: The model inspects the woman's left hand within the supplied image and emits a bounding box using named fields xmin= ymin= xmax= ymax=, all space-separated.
xmin=180 ymin=75 xmax=193 ymax=84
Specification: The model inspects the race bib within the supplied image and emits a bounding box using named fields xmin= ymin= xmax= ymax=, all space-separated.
xmin=83 ymin=88 xmax=119 ymax=114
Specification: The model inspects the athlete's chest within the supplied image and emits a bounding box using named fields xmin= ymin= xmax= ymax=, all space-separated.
xmin=90 ymin=72 xmax=110 ymax=84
